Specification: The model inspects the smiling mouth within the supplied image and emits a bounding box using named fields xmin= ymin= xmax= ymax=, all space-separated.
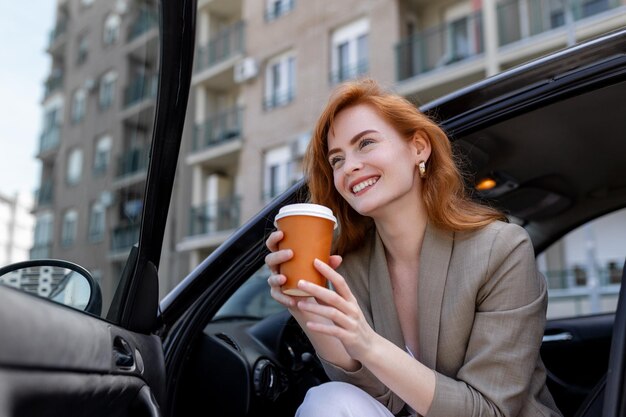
xmin=352 ymin=177 xmax=379 ymax=194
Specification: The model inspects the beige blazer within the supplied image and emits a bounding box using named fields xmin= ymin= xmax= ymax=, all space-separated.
xmin=320 ymin=221 xmax=562 ymax=417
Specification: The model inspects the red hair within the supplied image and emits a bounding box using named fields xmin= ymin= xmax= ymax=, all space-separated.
xmin=304 ymin=79 xmax=505 ymax=255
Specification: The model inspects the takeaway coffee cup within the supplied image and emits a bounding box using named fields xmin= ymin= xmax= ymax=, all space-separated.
xmin=274 ymin=203 xmax=338 ymax=296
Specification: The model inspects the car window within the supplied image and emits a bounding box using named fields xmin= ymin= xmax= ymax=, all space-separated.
xmin=537 ymin=207 xmax=626 ymax=320
xmin=213 ymin=265 xmax=285 ymax=320
xmin=0 ymin=1 xmax=160 ymax=319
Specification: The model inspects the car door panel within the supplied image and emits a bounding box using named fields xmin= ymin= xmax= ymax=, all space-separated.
xmin=0 ymin=285 xmax=165 ymax=417
xmin=541 ymin=313 xmax=613 ymax=416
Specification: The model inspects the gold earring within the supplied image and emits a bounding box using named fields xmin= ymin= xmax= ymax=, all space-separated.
xmin=418 ymin=161 xmax=426 ymax=178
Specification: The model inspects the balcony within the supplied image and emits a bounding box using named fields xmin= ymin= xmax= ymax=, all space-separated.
xmin=497 ymin=0 xmax=623 ymax=46
xmin=396 ymin=11 xmax=484 ymax=81
xmin=124 ymin=74 xmax=158 ymax=108
xmin=189 ymin=197 xmax=241 ymax=237
xmin=329 ymin=59 xmax=369 ymax=85
xmin=195 ymin=21 xmax=245 ymax=74
xmin=116 ymin=146 xmax=149 ymax=179
xmin=192 ymin=107 xmax=243 ymax=153
xmin=111 ymin=224 xmax=140 ymax=253
xmin=38 ymin=125 xmax=61 ymax=156
xmin=35 ymin=180 xmax=54 ymax=207
xmin=48 ymin=20 xmax=67 ymax=50
xmin=127 ymin=7 xmax=158 ymax=42
xmin=43 ymin=71 xmax=64 ymax=100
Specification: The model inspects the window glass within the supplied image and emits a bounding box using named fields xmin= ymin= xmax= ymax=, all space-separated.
xmin=77 ymin=34 xmax=89 ymax=65
xmin=61 ymin=209 xmax=78 ymax=247
xmin=264 ymin=52 xmax=296 ymax=109
xmin=66 ymin=148 xmax=83 ymax=185
xmin=99 ymin=71 xmax=117 ymax=110
xmin=103 ymin=14 xmax=121 ymax=45
xmin=538 ymin=208 xmax=626 ymax=319
xmin=265 ymin=0 xmax=295 ymax=21
xmin=330 ymin=18 xmax=369 ymax=84
xmin=71 ymin=89 xmax=87 ymax=123
xmin=263 ymin=145 xmax=291 ymax=201
xmin=88 ymin=202 xmax=105 ymax=242
xmin=93 ymin=135 xmax=112 ymax=175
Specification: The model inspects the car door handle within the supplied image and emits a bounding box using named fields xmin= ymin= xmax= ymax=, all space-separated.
xmin=113 ymin=336 xmax=135 ymax=370
xmin=543 ymin=332 xmax=573 ymax=342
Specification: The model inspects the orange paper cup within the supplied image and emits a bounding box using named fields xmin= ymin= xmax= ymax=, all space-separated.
xmin=274 ymin=204 xmax=337 ymax=296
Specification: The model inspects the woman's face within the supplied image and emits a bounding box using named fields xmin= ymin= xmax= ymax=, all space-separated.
xmin=327 ymin=104 xmax=428 ymax=218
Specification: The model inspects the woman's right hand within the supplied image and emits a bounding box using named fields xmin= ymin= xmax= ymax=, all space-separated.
xmin=265 ymin=230 xmax=343 ymax=309
xmin=265 ymin=230 xmax=297 ymax=308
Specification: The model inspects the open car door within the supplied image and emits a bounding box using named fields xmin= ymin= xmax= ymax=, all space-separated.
xmin=0 ymin=1 xmax=195 ymax=416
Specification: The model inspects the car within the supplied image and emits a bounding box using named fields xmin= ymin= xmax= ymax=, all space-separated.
xmin=1 ymin=1 xmax=626 ymax=416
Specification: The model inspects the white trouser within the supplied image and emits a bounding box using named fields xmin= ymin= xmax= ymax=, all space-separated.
xmin=295 ymin=381 xmax=397 ymax=417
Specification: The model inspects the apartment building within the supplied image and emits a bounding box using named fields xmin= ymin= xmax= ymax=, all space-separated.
xmin=0 ymin=192 xmax=34 ymax=266
xmin=35 ymin=0 xmax=626 ymax=302
xmin=34 ymin=0 xmax=159 ymax=305
xmin=173 ymin=0 xmax=626 ymax=285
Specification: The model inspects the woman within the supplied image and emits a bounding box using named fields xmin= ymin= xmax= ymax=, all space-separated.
xmin=265 ymin=79 xmax=561 ymax=417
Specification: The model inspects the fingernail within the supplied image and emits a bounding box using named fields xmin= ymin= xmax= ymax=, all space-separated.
xmin=314 ymin=258 xmax=322 ymax=266
xmin=298 ymin=280 xmax=309 ymax=287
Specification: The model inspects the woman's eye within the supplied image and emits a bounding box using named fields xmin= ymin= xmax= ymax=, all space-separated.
xmin=329 ymin=156 xmax=343 ymax=168
xmin=359 ymin=138 xmax=374 ymax=149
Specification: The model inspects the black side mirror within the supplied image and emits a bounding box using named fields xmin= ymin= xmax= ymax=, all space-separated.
xmin=0 ymin=259 xmax=102 ymax=316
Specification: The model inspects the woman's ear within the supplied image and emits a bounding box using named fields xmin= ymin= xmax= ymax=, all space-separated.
xmin=412 ymin=131 xmax=432 ymax=162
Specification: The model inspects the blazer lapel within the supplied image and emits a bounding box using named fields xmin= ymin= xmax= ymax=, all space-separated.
xmin=418 ymin=223 xmax=454 ymax=369
xmin=368 ymin=232 xmax=405 ymax=351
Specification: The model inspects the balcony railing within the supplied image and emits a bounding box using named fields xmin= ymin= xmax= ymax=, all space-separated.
xmin=189 ymin=196 xmax=241 ymax=237
xmin=111 ymin=224 xmax=140 ymax=252
xmin=544 ymin=266 xmax=622 ymax=290
xmin=128 ymin=7 xmax=158 ymax=41
xmin=329 ymin=59 xmax=369 ymax=85
xmin=35 ymin=180 xmax=54 ymax=207
xmin=264 ymin=88 xmax=295 ymax=110
xmin=124 ymin=74 xmax=158 ymax=108
xmin=192 ymin=107 xmax=243 ymax=152
xmin=48 ymin=20 xmax=67 ymax=47
xmin=396 ymin=11 xmax=484 ymax=81
xmin=38 ymin=125 xmax=61 ymax=154
xmin=195 ymin=21 xmax=245 ymax=73
xmin=116 ymin=146 xmax=149 ymax=178
xmin=497 ymin=0 xmax=622 ymax=46
xmin=44 ymin=71 xmax=64 ymax=99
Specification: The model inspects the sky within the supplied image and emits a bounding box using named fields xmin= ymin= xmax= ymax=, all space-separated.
xmin=0 ymin=2 xmax=54 ymax=200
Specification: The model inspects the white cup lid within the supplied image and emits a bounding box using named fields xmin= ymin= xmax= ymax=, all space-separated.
xmin=274 ymin=203 xmax=338 ymax=229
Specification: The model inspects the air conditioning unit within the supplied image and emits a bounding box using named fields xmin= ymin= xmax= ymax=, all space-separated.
xmin=234 ymin=57 xmax=258 ymax=83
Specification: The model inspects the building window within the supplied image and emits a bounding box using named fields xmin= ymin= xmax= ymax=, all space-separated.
xmin=88 ymin=202 xmax=105 ymax=242
xmin=330 ymin=18 xmax=369 ymax=84
xmin=264 ymin=52 xmax=296 ymax=110
xmin=99 ymin=71 xmax=117 ymax=110
xmin=71 ymin=88 xmax=87 ymax=123
xmin=93 ymin=135 xmax=112 ymax=176
xmin=61 ymin=210 xmax=78 ymax=247
xmin=66 ymin=148 xmax=83 ymax=185
xmin=265 ymin=0 xmax=295 ymax=21
xmin=103 ymin=14 xmax=121 ymax=45
xmin=77 ymin=34 xmax=89 ymax=65
xmin=34 ymin=213 xmax=54 ymax=247
xmin=263 ymin=145 xmax=293 ymax=201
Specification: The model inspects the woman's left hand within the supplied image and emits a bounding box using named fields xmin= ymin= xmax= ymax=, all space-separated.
xmin=296 ymin=258 xmax=378 ymax=362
